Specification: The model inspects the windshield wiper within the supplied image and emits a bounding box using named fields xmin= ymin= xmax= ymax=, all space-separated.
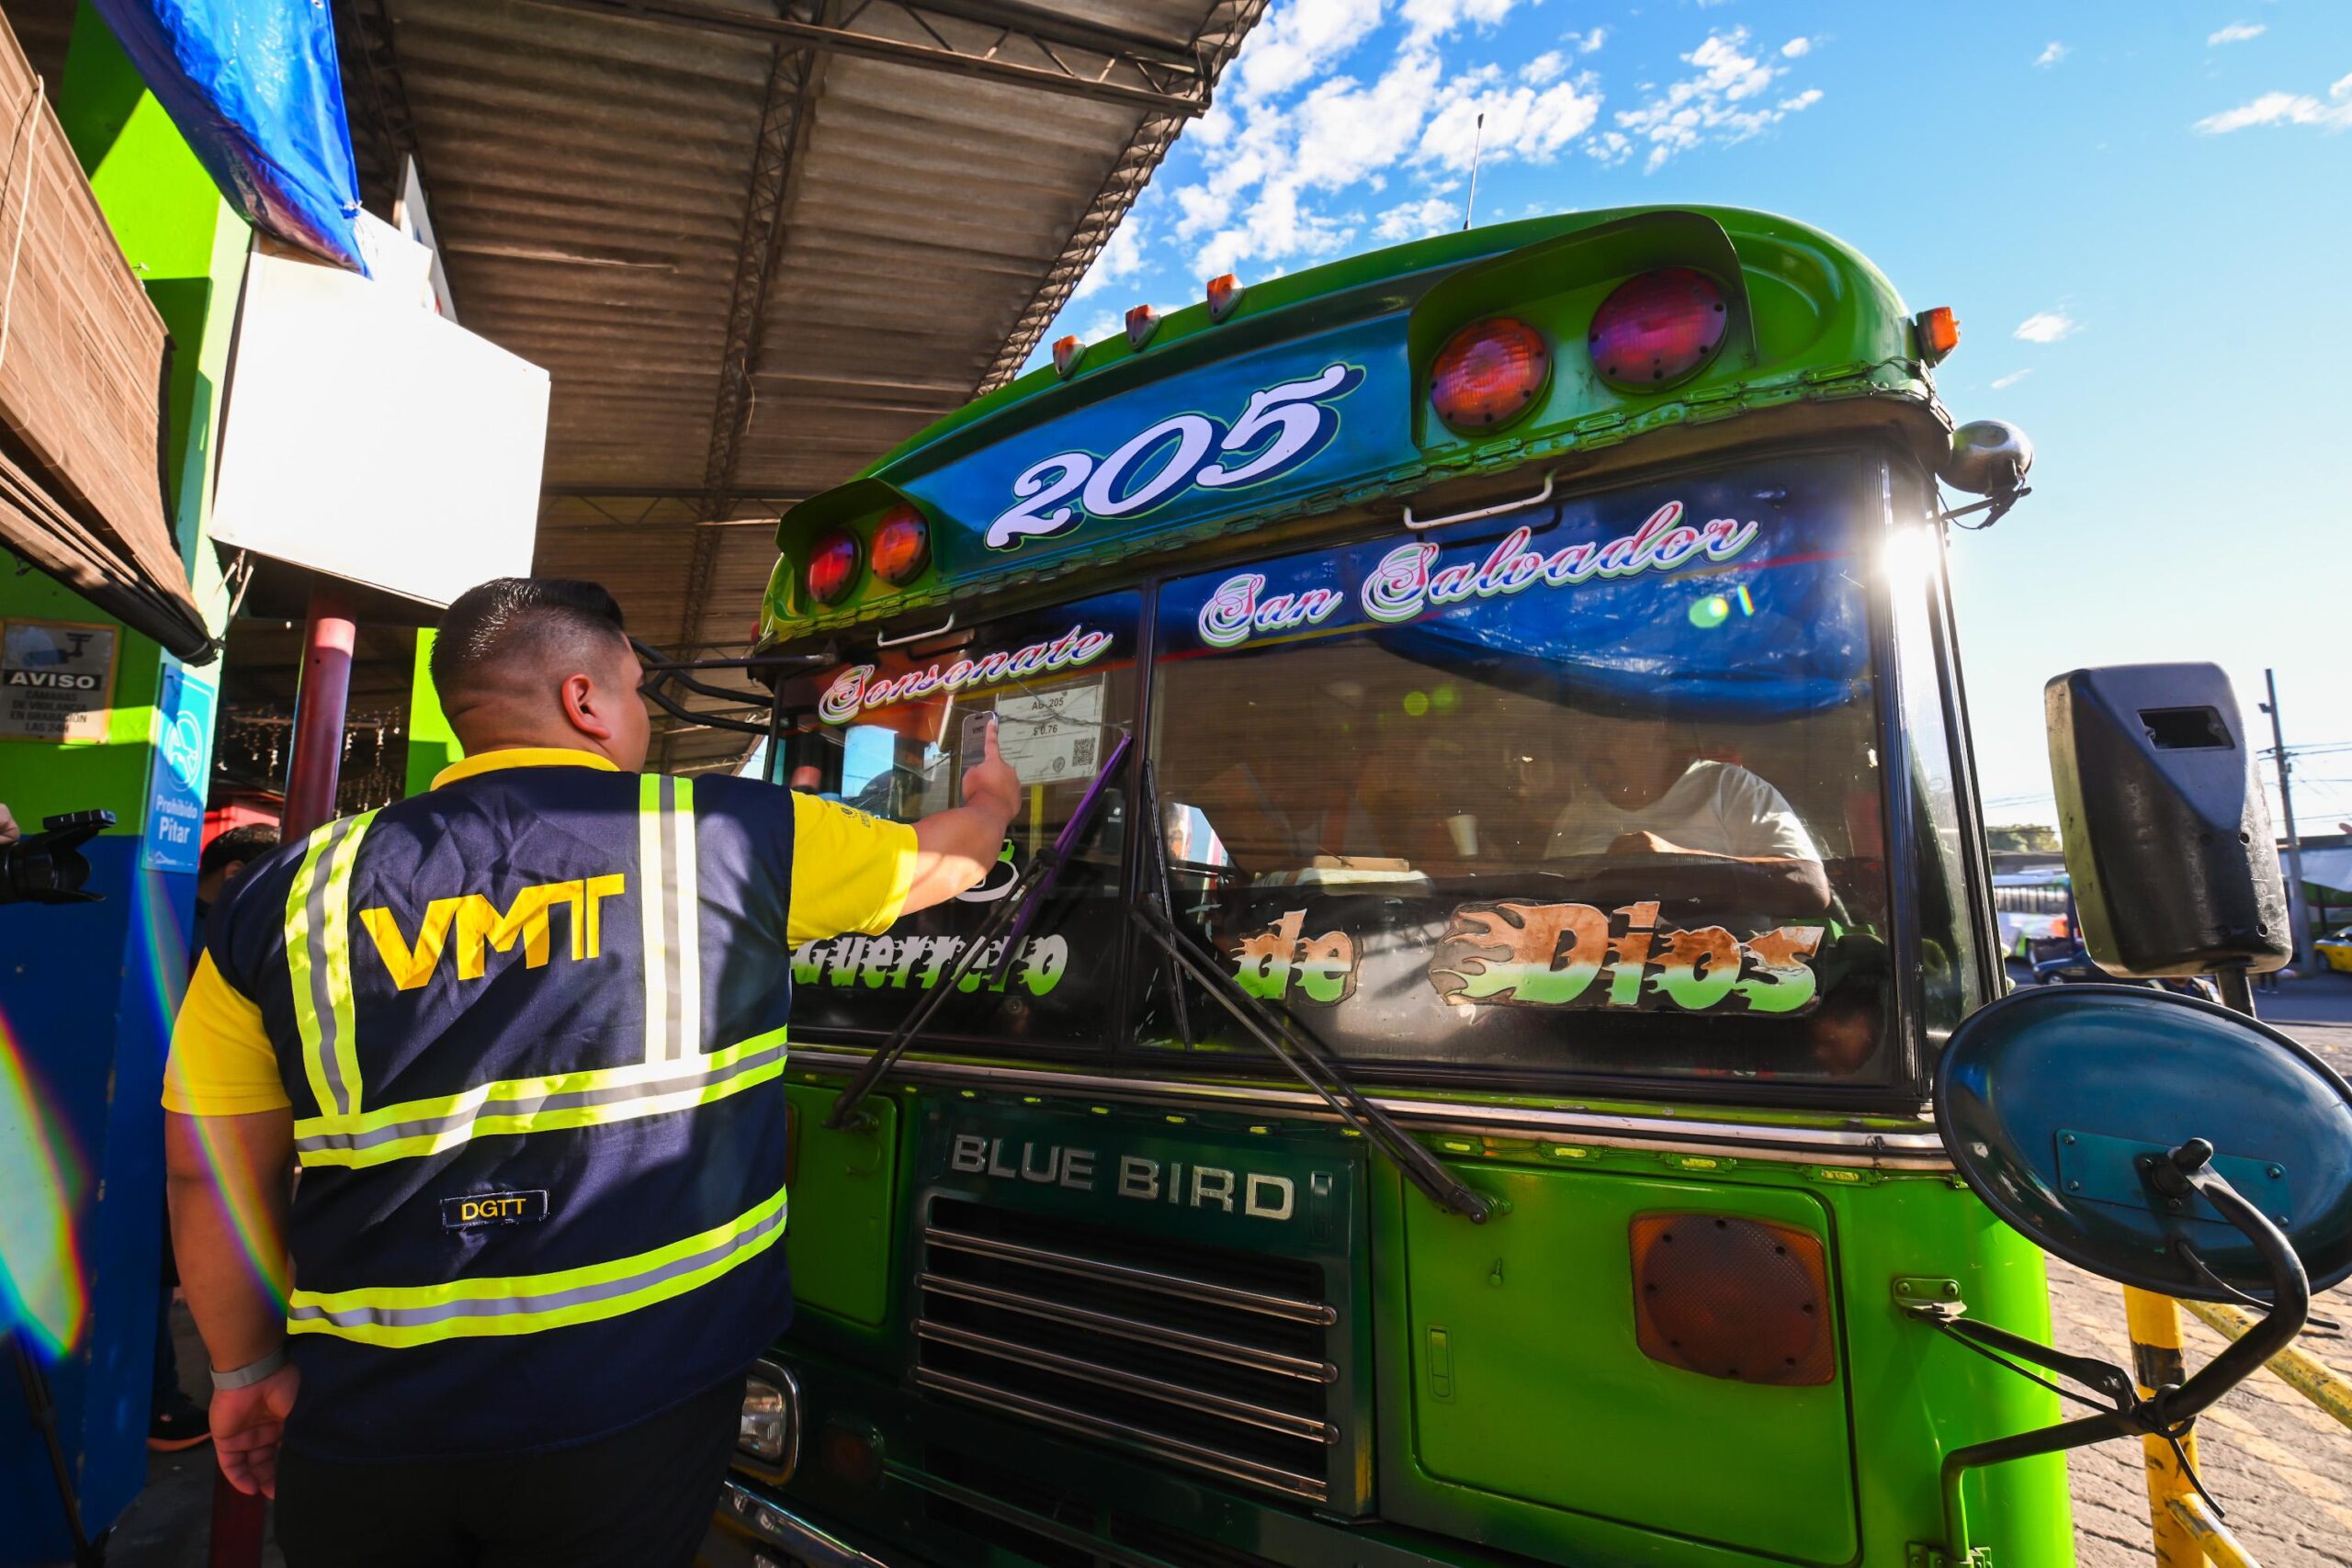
xmin=1133 ymin=769 xmax=1493 ymax=1224
xmin=824 ymin=733 xmax=1133 ymax=1131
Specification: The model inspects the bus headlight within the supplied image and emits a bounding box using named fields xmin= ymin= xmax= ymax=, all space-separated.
xmin=738 ymin=1362 xmax=801 ymax=1478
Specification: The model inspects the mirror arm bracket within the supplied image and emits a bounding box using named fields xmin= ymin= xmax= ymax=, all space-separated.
xmin=1929 ymin=1138 xmax=2311 ymax=1562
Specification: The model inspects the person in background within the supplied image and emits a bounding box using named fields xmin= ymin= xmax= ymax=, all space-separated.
xmin=148 ymin=824 xmax=284 ymax=1452
xmin=164 ymin=578 xmax=1019 ymax=1568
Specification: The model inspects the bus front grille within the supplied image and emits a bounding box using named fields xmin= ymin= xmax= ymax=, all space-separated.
xmin=915 ymin=1196 xmax=1340 ymax=1506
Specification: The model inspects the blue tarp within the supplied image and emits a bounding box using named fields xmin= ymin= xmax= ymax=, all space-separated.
xmin=93 ymin=0 xmax=367 ymax=272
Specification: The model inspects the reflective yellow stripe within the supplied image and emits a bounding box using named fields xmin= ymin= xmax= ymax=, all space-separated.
xmin=639 ymin=773 xmax=668 ymax=1062
xmin=322 ymin=814 xmax=373 ymax=1117
xmin=285 ymin=814 xmax=377 ymax=1119
xmin=284 ymin=827 xmax=339 ymax=1117
xmin=286 ymin=1180 xmax=789 ymax=1348
xmin=673 ymin=776 xmax=701 ymax=1064
xmin=290 ymin=1029 xmax=787 ymax=1168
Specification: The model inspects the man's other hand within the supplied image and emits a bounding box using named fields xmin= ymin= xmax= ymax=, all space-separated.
xmin=0 ymin=801 xmax=17 ymax=845
xmin=211 ymin=1362 xmax=300 ymax=1498
xmin=960 ymin=717 xmax=1021 ymax=818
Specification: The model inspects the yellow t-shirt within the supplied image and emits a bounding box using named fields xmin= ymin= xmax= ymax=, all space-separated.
xmin=164 ymin=758 xmax=917 ymax=1118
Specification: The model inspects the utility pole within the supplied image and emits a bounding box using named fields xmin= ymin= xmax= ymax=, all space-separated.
xmin=2262 ymin=668 xmax=2310 ymax=969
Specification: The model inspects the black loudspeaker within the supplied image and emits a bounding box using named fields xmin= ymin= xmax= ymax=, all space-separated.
xmin=2044 ymin=663 xmax=2290 ymax=976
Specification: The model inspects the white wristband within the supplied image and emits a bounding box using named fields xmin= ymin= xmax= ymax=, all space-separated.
xmin=209 ymin=1345 xmax=288 ymax=1390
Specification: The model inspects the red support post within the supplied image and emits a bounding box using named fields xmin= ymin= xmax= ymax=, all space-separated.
xmin=282 ymin=588 xmax=356 ymax=837
xmin=209 ymin=585 xmax=354 ymax=1566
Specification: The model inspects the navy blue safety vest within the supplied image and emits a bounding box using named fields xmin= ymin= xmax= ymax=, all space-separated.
xmin=206 ymin=761 xmax=804 ymax=1462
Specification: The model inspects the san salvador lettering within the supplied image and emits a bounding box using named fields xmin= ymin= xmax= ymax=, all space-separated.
xmin=987 ymin=363 xmax=1365 ymax=550
xmin=819 ymin=625 xmax=1114 ymax=725
xmin=1196 ymin=500 xmax=1761 ymax=648
xmin=1431 ymin=899 xmax=1824 ymax=1015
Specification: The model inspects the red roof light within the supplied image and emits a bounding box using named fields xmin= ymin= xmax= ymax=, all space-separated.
xmin=1430 ymin=316 xmax=1551 ymax=432
xmin=1589 ymin=267 xmax=1728 ymax=390
xmin=870 ymin=505 xmax=932 ymax=586
xmin=806 ymin=528 xmax=863 ymax=607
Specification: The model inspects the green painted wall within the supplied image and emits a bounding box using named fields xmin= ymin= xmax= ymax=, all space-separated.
xmin=0 ymin=7 xmax=245 ymax=830
xmin=403 ymin=628 xmax=462 ymax=795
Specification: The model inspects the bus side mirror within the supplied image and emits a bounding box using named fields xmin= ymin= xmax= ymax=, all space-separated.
xmin=2044 ymin=662 xmax=2290 ymax=977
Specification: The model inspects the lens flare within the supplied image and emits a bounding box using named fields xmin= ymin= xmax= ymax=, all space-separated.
xmin=1689 ymin=594 xmax=1731 ymax=629
xmin=0 ymin=1006 xmax=88 ymax=1358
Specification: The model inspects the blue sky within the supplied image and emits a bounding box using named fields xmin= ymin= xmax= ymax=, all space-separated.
xmin=1035 ymin=1 xmax=2352 ymax=836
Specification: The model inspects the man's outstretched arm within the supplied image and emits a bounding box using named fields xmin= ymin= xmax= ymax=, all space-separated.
xmin=166 ymin=1108 xmax=300 ymax=1497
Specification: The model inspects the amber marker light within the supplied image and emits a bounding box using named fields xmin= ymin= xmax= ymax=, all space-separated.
xmin=1125 ymin=303 xmax=1160 ymax=351
xmin=1205 ymin=272 xmax=1245 ymax=322
xmin=1916 ymin=306 xmax=1961 ymax=365
xmin=870 ymin=505 xmax=932 ymax=586
xmin=805 ymin=527 xmax=863 ymax=607
xmin=1052 ymin=334 xmax=1085 ymax=378
xmin=1589 ymin=267 xmax=1730 ymax=390
xmin=1429 ymin=316 xmax=1552 ymax=431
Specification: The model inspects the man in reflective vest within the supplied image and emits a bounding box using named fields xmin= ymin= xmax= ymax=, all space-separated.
xmin=164 ymin=578 xmax=1021 ymax=1567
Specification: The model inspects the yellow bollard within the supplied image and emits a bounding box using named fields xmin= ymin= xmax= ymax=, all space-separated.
xmin=2179 ymin=1298 xmax=2352 ymax=1431
xmin=2124 ymin=1286 xmax=2210 ymax=1567
xmin=2165 ymin=1495 xmax=2262 ymax=1568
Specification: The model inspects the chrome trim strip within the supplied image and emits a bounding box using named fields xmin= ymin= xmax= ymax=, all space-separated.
xmin=718 ymin=1479 xmax=894 ymax=1568
xmin=912 ymin=1368 xmax=1329 ymax=1504
xmin=790 ymin=1045 xmax=1952 ymax=1168
xmin=916 ymin=1274 xmax=1336 ymax=1383
xmin=922 ymin=1227 xmax=1336 ymax=1325
xmin=915 ymin=1319 xmax=1338 ymax=1445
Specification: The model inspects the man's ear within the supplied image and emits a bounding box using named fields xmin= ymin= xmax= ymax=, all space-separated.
xmin=560 ymin=671 xmax=618 ymax=741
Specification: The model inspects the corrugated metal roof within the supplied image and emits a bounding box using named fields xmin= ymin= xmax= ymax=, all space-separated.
xmin=336 ymin=0 xmax=1263 ymax=771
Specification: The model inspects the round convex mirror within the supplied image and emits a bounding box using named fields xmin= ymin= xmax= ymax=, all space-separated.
xmin=1936 ymin=983 xmax=2352 ymax=1299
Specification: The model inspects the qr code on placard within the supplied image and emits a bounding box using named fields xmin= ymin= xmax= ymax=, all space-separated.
xmin=1069 ymin=736 xmax=1095 ymax=767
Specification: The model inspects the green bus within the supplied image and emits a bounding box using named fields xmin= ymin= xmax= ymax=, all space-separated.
xmin=713 ymin=205 xmax=2072 ymax=1567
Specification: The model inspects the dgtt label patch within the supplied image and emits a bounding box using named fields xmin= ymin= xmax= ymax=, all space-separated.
xmin=438 ymin=1190 xmax=549 ymax=1230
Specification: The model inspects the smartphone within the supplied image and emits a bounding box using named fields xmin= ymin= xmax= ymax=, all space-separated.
xmin=958 ymin=710 xmax=997 ymax=767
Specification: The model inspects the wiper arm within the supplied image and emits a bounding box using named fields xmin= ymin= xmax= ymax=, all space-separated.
xmin=1139 ymin=762 xmax=1195 ymax=1052
xmin=1127 ymin=899 xmax=1494 ymax=1224
xmin=824 ymin=733 xmax=1133 ymax=1131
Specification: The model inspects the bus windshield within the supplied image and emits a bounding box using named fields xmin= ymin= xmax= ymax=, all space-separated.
xmin=1138 ymin=452 xmax=1898 ymax=1087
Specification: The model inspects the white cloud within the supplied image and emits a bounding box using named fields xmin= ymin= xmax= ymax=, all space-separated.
xmin=1066 ymin=215 xmax=1152 ymax=304
xmin=2034 ymin=41 xmax=2068 ymax=68
xmin=1781 ymin=37 xmax=1812 ymax=59
xmin=2195 ymin=73 xmax=2352 ymax=133
xmin=1991 ymin=369 xmax=2033 ymax=390
xmin=1227 ymin=0 xmax=1385 ymax=107
xmin=1180 ymin=44 xmax=1443 ymax=275
xmin=1573 ymin=27 xmax=1606 ymax=54
xmin=2014 ymin=310 xmax=2078 ymax=344
xmin=1374 ymin=196 xmax=1460 ymax=240
xmin=1605 ymin=28 xmax=1823 ymax=173
xmin=1521 ymin=51 xmax=1566 ymax=85
xmin=2208 ymin=22 xmax=2266 ymax=46
xmin=1419 ymin=66 xmax=1604 ymax=170
xmin=1400 ymin=0 xmax=1521 ymax=46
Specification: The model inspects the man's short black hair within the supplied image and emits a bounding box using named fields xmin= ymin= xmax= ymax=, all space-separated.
xmin=432 ymin=577 xmax=629 ymax=709
xmin=201 ymin=824 xmax=279 ymax=879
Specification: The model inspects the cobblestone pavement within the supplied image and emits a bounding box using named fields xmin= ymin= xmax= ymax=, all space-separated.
xmin=2057 ymin=1002 xmax=2352 ymax=1567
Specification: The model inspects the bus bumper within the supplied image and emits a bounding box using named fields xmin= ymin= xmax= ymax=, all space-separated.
xmin=713 ymin=1478 xmax=915 ymax=1568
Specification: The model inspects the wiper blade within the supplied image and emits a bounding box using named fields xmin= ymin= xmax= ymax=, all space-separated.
xmin=824 ymin=732 xmax=1132 ymax=1130
xmin=1127 ymin=899 xmax=1494 ymax=1224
